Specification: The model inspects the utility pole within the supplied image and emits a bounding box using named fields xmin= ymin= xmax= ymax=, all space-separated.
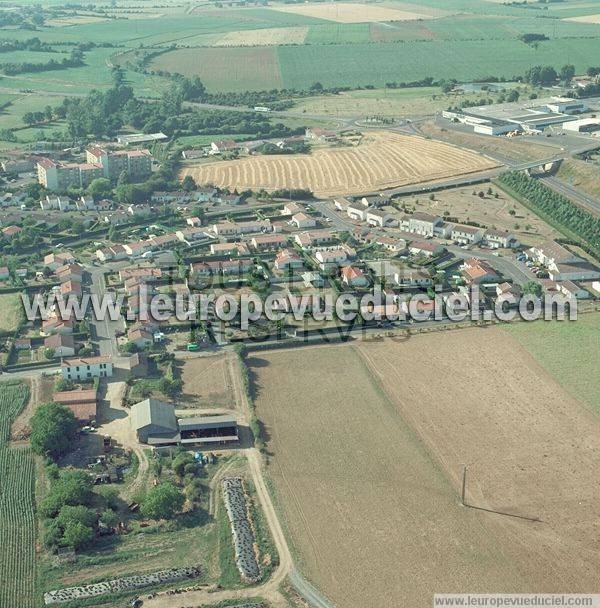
xmin=461 ymin=465 xmax=468 ymax=506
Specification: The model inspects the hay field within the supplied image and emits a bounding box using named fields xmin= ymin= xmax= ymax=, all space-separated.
xmin=252 ymin=326 xmax=600 ymax=607
xmin=270 ymin=2 xmax=432 ymax=23
xmin=214 ymin=26 xmax=308 ymax=46
xmin=0 ymin=293 xmax=24 ymax=335
xmin=180 ymin=354 xmax=235 ymax=409
xmin=181 ymin=131 xmax=498 ymax=198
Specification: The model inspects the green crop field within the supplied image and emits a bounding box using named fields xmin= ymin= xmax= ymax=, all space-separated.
xmin=0 ymin=380 xmax=36 ymax=608
xmin=151 ymin=47 xmax=284 ymax=91
xmin=305 ymin=23 xmax=371 ymax=44
xmin=504 ymin=314 xmax=600 ymax=414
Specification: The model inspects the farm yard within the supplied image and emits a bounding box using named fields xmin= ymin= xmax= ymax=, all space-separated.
xmin=251 ymin=325 xmax=600 ymax=608
xmin=0 ymin=380 xmax=35 ymax=608
xmin=181 ymin=131 xmax=498 ymax=198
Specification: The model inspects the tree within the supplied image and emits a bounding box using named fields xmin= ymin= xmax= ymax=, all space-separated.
xmin=40 ymin=470 xmax=93 ymax=518
xmin=560 ymin=64 xmax=576 ymax=83
xmin=61 ymin=521 xmax=94 ymax=550
xmin=30 ymin=402 xmax=78 ymax=459
xmin=140 ymin=482 xmax=184 ymax=520
xmin=87 ymin=178 xmax=112 ymax=198
xmin=55 ymin=378 xmax=75 ymax=392
xmin=172 ymin=452 xmax=195 ymax=478
xmin=522 ymin=280 xmax=542 ymax=297
xmin=56 ymin=505 xmax=98 ymax=529
xmin=182 ymin=175 xmax=196 ymax=192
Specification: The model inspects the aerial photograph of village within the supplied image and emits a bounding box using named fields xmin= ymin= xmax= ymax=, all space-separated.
xmin=0 ymin=0 xmax=599 ymax=607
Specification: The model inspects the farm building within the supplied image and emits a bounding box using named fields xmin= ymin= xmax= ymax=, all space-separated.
xmin=131 ymin=399 xmax=238 ymax=447
xmin=562 ymin=118 xmax=600 ymax=134
xmin=53 ymin=389 xmax=98 ymax=422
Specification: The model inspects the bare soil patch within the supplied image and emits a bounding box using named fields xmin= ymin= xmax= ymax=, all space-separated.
xmin=252 ymin=330 xmax=600 ymax=607
xmin=180 ymin=354 xmax=236 ymax=409
xmin=270 ymin=2 xmax=434 ymax=23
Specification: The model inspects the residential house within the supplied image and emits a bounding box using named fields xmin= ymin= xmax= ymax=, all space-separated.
xmin=210 ymin=242 xmax=249 ymax=256
xmin=451 ymin=224 xmax=484 ymax=245
xmin=315 ymin=249 xmax=348 ymax=271
xmin=212 ymin=219 xmax=271 ymax=236
xmin=44 ymin=251 xmax=76 ymax=270
xmin=186 ymin=217 xmax=202 ymax=227
xmin=60 ymin=280 xmax=83 ymax=298
xmin=175 ymin=227 xmax=206 ymax=244
xmin=127 ymin=327 xmax=154 ymax=349
xmin=294 ymin=230 xmax=335 ymax=249
xmin=43 ymin=316 xmax=74 ymax=335
xmin=274 ymin=249 xmax=304 ymax=270
xmin=210 ymin=140 xmax=240 ymax=154
xmin=95 ymin=244 xmax=127 ymax=262
xmin=291 ymin=212 xmax=316 ymax=229
xmin=123 ymin=241 xmax=152 ymax=257
xmin=282 ymin=202 xmax=302 ymax=216
xmin=56 ymin=263 xmax=84 ymax=283
xmin=61 ymin=356 xmax=113 ymax=381
xmin=461 ymin=258 xmax=499 ymax=284
xmin=407 ymin=212 xmax=444 ymax=237
xmin=365 ymin=209 xmax=397 ymax=228
xmin=347 ymin=204 xmax=366 ymax=221
xmin=0 ymin=266 xmax=9 ymax=280
xmin=409 ymin=241 xmax=445 ymax=257
xmin=394 ymin=268 xmax=433 ymax=288
xmin=484 ymin=229 xmax=519 ymax=249
xmin=556 ymin=280 xmax=590 ymax=299
xmin=305 ymin=128 xmax=337 ymax=142
xmin=251 ymin=234 xmax=288 ymax=251
xmin=302 ymin=271 xmax=325 ymax=287
xmin=119 ymin=267 xmax=162 ymax=283
xmin=151 ymin=191 xmax=191 ymax=205
xmin=341 ymin=266 xmax=369 ymax=288
xmin=77 ymin=195 xmax=96 ymax=211
xmin=44 ymin=334 xmax=76 ymax=357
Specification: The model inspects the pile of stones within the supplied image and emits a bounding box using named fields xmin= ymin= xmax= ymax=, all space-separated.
xmin=222 ymin=476 xmax=261 ymax=583
xmin=44 ymin=566 xmax=201 ymax=604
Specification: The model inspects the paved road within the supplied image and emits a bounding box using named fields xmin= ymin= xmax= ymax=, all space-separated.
xmin=539 ymin=175 xmax=600 ymax=216
xmin=89 ymin=269 xmax=126 ymax=358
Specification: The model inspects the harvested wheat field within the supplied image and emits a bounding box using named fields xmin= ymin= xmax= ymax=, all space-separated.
xmin=214 ymin=26 xmax=308 ymax=46
xmin=252 ymin=329 xmax=600 ymax=608
xmin=564 ymin=14 xmax=600 ymax=24
xmin=181 ymin=131 xmax=498 ymax=198
xmin=271 ymin=2 xmax=433 ymax=23
xmin=180 ymin=354 xmax=235 ymax=409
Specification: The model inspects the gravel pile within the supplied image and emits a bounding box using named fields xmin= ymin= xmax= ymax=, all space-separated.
xmin=44 ymin=566 xmax=201 ymax=605
xmin=222 ymin=477 xmax=261 ymax=583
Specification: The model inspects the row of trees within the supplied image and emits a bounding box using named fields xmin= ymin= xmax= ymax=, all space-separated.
xmin=498 ymin=171 xmax=600 ymax=255
xmin=0 ymin=47 xmax=84 ymax=76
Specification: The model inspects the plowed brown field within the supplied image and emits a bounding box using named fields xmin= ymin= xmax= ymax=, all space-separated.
xmin=180 ymin=131 xmax=499 ymax=197
xmin=251 ymin=328 xmax=600 ymax=608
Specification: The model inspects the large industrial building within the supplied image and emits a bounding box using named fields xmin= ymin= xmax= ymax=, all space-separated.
xmin=442 ymin=96 xmax=591 ymax=136
xmin=131 ymin=398 xmax=239 ymax=447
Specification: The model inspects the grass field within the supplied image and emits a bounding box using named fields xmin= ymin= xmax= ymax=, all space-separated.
xmin=181 ymin=130 xmax=498 ymax=197
xmin=503 ymin=314 xmax=600 ymax=414
xmin=0 ymin=380 xmax=36 ymax=608
xmin=252 ymin=325 xmax=600 ymax=607
xmin=408 ymin=183 xmax=559 ymax=247
xmin=0 ymin=292 xmax=25 ymax=336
